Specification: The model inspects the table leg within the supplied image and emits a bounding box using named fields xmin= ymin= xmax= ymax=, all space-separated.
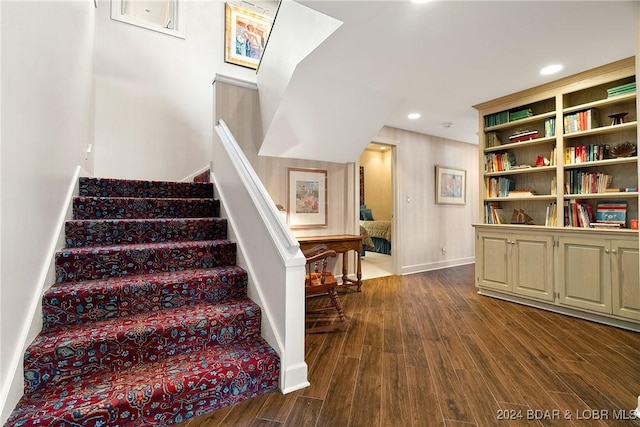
xmin=341 ymin=252 xmax=349 ymax=285
xmin=356 ymin=249 xmax=362 ymax=291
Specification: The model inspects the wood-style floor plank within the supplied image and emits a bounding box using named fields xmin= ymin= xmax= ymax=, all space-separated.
xmin=176 ymin=264 xmax=640 ymax=427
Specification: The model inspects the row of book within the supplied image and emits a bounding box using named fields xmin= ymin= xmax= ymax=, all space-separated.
xmin=565 ymin=170 xmax=612 ymax=195
xmin=485 ymin=132 xmax=501 ymax=148
xmin=484 ymin=108 xmax=534 ymax=127
xmin=544 ymin=117 xmax=556 ymax=138
xmin=509 ymin=108 xmax=533 ymax=121
xmin=565 ymin=200 xmax=627 ymax=228
xmin=484 ymin=111 xmax=509 ymax=127
xmin=545 ymin=202 xmax=558 ymax=226
xmin=607 ymin=82 xmax=636 ymax=98
xmin=484 ymin=152 xmax=516 ymax=173
xmin=484 ymin=202 xmax=507 ymax=224
xmin=486 ymin=177 xmax=515 ymax=198
xmin=563 ymin=109 xmax=598 ymax=133
xmin=564 ymin=144 xmax=609 ymax=164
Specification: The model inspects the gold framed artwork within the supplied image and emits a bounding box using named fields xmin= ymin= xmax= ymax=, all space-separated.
xmin=287 ymin=168 xmax=328 ymax=228
xmin=224 ymin=3 xmax=273 ymax=70
xmin=435 ymin=165 xmax=466 ymax=205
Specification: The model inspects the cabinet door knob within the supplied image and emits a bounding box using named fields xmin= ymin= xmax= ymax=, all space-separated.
xmin=605 ymin=249 xmax=610 ymax=254
xmin=611 ymin=249 xmax=618 ymax=254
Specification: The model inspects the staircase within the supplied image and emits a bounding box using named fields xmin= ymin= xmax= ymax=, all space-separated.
xmin=5 ymin=176 xmax=280 ymax=426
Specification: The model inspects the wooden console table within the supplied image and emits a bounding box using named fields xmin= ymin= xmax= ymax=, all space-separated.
xmin=298 ymin=234 xmax=363 ymax=291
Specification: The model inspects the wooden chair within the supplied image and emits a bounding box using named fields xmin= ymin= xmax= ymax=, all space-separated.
xmin=303 ymin=245 xmax=348 ymax=333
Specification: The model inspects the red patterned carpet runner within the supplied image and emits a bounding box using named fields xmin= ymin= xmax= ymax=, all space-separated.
xmin=5 ymin=176 xmax=279 ymax=426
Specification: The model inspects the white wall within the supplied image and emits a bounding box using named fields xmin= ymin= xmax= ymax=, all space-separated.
xmin=376 ymin=126 xmax=479 ymax=274
xmin=93 ymin=0 xmax=271 ymax=181
xmin=0 ymin=1 xmax=96 ymax=422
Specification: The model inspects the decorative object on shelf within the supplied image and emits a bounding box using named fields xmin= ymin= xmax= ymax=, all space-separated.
xmin=435 ymin=166 xmax=466 ymax=205
xmin=511 ymin=208 xmax=534 ymax=225
xmin=508 ymin=130 xmax=539 ymax=143
xmin=610 ymin=141 xmax=636 ymax=158
xmin=608 ymin=112 xmax=628 ymax=125
xmin=224 ymin=3 xmax=273 ymax=70
xmin=286 ymin=167 xmax=328 ymax=228
xmin=630 ymin=219 xmax=639 ymax=230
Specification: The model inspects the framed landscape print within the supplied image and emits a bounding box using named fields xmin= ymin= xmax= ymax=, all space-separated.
xmin=435 ymin=165 xmax=466 ymax=205
xmin=224 ymin=3 xmax=273 ymax=69
xmin=287 ymin=168 xmax=328 ymax=228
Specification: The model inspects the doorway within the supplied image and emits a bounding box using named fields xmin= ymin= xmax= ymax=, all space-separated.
xmin=358 ymin=142 xmax=394 ymax=280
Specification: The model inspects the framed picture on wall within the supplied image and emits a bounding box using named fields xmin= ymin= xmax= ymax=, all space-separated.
xmin=224 ymin=3 xmax=273 ymax=70
xmin=435 ymin=165 xmax=466 ymax=205
xmin=287 ymin=167 xmax=328 ymax=228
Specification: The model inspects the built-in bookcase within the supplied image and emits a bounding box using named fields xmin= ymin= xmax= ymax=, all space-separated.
xmin=476 ymin=57 xmax=638 ymax=230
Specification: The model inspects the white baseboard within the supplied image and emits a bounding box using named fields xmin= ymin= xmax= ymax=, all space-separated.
xmin=0 ymin=166 xmax=89 ymax=424
xmin=401 ymin=256 xmax=475 ymax=276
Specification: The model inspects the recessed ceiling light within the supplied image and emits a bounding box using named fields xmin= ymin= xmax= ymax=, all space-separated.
xmin=408 ymin=113 xmax=421 ymax=120
xmin=540 ymin=64 xmax=563 ymax=76
xmin=380 ymin=146 xmax=386 ymax=151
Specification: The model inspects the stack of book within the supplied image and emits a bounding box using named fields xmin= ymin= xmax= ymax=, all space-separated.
xmin=509 ymin=108 xmax=533 ymax=122
xmin=486 ymin=177 xmax=514 ymax=198
xmin=563 ymin=109 xmax=598 ymax=133
xmin=485 ymin=152 xmax=516 ymax=172
xmin=607 ymin=82 xmax=636 ymax=98
xmin=507 ymin=189 xmax=536 ymax=197
xmin=508 ymin=130 xmax=539 ymax=143
xmin=565 ymin=170 xmax=612 ymax=194
xmin=485 ymin=111 xmax=509 ymax=127
xmin=595 ymin=200 xmax=627 ymax=227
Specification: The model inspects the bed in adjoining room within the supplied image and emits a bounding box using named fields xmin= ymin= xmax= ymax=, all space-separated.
xmin=359 ymin=206 xmax=391 ymax=255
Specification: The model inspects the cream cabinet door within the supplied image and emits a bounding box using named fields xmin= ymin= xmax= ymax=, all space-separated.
xmin=511 ymin=234 xmax=554 ymax=302
xmin=476 ymin=232 xmax=510 ymax=292
xmin=611 ymin=239 xmax=640 ymax=320
xmin=558 ymin=237 xmax=611 ymax=313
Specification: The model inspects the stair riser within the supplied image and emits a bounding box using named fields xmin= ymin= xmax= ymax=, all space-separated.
xmin=65 ymin=218 xmax=228 ymax=248
xmin=25 ymin=303 xmax=262 ymax=393
xmin=10 ymin=341 xmax=279 ymax=427
xmin=79 ymin=177 xmax=214 ymax=199
xmin=55 ymin=242 xmax=237 ymax=283
xmin=73 ymin=197 xmax=220 ymax=220
xmin=43 ymin=268 xmax=248 ymax=328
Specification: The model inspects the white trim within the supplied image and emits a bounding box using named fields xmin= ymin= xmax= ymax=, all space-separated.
xmin=213 ymin=74 xmax=258 ymax=91
xmin=110 ymin=0 xmax=186 ymax=39
xmin=0 ymin=166 xmax=90 ymax=423
xmin=401 ymin=257 xmax=476 ymax=276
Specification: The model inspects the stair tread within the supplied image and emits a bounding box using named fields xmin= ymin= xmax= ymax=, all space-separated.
xmin=57 ymin=238 xmax=235 ymax=256
xmin=37 ymin=297 xmax=259 ymax=339
xmin=79 ymin=177 xmax=214 ymax=199
xmin=11 ymin=338 xmax=279 ymax=426
xmin=47 ymin=264 xmax=246 ymax=294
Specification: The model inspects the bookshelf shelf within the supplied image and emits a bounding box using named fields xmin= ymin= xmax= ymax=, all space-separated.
xmin=563 ymin=92 xmax=636 ymax=114
xmin=563 ymin=156 xmax=637 ymax=169
xmin=484 ymin=165 xmax=556 ymax=177
xmin=483 ymin=136 xmax=556 ymax=153
xmin=484 ymin=111 xmax=557 ymax=132
xmin=485 ymin=195 xmax=557 ymax=202
xmin=563 ymin=192 xmax=639 ymax=200
xmin=563 ymin=121 xmax=637 ymax=139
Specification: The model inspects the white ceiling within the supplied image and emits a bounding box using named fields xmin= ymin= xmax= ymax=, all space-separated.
xmin=258 ymin=0 xmax=637 ymax=163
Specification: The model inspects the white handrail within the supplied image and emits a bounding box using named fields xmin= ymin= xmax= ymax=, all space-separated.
xmin=213 ymin=119 xmax=309 ymax=393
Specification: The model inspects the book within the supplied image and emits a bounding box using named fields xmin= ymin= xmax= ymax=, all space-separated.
xmin=596 ymin=200 xmax=627 ymax=226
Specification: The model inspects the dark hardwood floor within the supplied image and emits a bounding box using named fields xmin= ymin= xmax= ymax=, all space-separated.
xmin=177 ymin=264 xmax=640 ymax=426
